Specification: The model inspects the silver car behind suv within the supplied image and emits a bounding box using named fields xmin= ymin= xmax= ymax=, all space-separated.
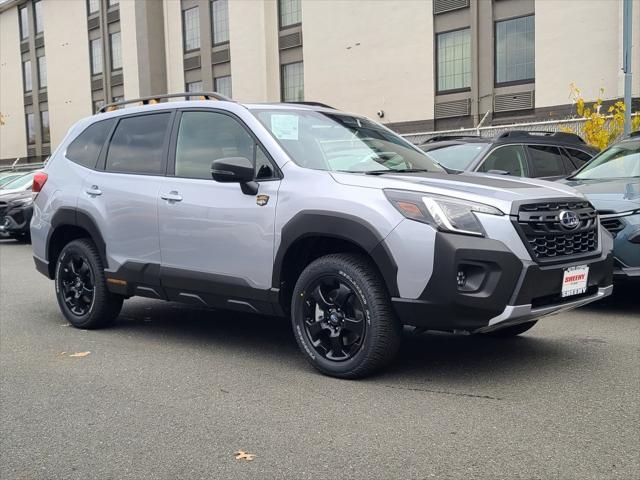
xmin=31 ymin=93 xmax=614 ymax=378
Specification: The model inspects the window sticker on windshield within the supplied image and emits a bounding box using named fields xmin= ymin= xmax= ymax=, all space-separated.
xmin=271 ymin=114 xmax=299 ymax=140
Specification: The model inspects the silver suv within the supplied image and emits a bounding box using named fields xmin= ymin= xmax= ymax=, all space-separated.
xmin=31 ymin=94 xmax=614 ymax=378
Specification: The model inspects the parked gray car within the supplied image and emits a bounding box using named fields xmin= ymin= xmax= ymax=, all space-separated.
xmin=31 ymin=94 xmax=614 ymax=378
xmin=562 ymin=135 xmax=640 ymax=281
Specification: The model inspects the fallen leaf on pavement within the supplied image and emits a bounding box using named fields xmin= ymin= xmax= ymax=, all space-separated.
xmin=69 ymin=351 xmax=91 ymax=357
xmin=57 ymin=351 xmax=67 ymax=356
xmin=234 ymin=451 xmax=256 ymax=461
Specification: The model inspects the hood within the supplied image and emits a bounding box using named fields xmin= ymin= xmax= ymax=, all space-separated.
xmin=0 ymin=190 xmax=32 ymax=203
xmin=561 ymin=178 xmax=640 ymax=213
xmin=330 ymin=171 xmax=583 ymax=214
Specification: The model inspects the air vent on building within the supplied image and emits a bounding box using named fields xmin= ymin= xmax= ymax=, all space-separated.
xmin=433 ymin=0 xmax=469 ymax=15
xmin=111 ymin=73 xmax=123 ymax=86
xmin=91 ymin=78 xmax=103 ymax=91
xmin=494 ymin=91 xmax=535 ymax=113
xmin=87 ymin=16 xmax=100 ymax=30
xmin=20 ymin=41 xmax=29 ymax=53
xmin=107 ymin=9 xmax=120 ymax=23
xmin=34 ymin=36 xmax=44 ymax=48
xmin=212 ymin=48 xmax=230 ymax=65
xmin=279 ymin=32 xmax=302 ymax=50
xmin=434 ymin=99 xmax=471 ymax=119
xmin=24 ymin=95 xmax=33 ymax=106
xmin=38 ymin=92 xmax=47 ymax=103
xmin=183 ymin=55 xmax=201 ymax=71
xmin=27 ymin=148 xmax=36 ymax=157
xmin=41 ymin=146 xmax=51 ymax=155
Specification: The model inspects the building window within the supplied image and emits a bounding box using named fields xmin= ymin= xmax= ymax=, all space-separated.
xmin=279 ymin=0 xmax=301 ymax=28
xmin=281 ymin=62 xmax=303 ymax=102
xmin=211 ymin=0 xmax=229 ymax=45
xmin=186 ymin=81 xmax=203 ymax=93
xmin=112 ymin=95 xmax=124 ymax=103
xmin=19 ymin=6 xmax=29 ymax=40
xmin=182 ymin=7 xmax=200 ymax=52
xmin=41 ymin=110 xmax=50 ymax=143
xmin=38 ymin=56 xmax=47 ymax=89
xmin=110 ymin=32 xmax=122 ymax=70
xmin=26 ymin=113 xmax=36 ymax=145
xmin=34 ymin=1 xmax=44 ymax=34
xmin=436 ymin=28 xmax=471 ymax=93
xmin=22 ymin=60 xmax=32 ymax=93
xmin=214 ymin=75 xmax=232 ymax=98
xmin=93 ymin=99 xmax=105 ymax=113
xmin=90 ymin=38 xmax=103 ymax=75
xmin=108 ymin=0 xmax=120 ymax=7
xmin=87 ymin=0 xmax=100 ymax=15
xmin=496 ymin=15 xmax=535 ymax=85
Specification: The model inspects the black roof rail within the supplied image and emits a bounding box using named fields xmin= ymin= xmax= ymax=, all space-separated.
xmin=422 ymin=134 xmax=482 ymax=143
xmin=98 ymin=91 xmax=233 ymax=113
xmin=496 ymin=130 xmax=586 ymax=145
xmin=628 ymin=130 xmax=640 ymax=138
xmin=285 ymin=101 xmax=335 ymax=109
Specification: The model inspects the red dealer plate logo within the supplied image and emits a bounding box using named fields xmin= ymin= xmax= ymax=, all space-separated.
xmin=561 ymin=265 xmax=589 ymax=298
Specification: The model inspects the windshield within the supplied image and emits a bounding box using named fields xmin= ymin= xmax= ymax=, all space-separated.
xmin=425 ymin=143 xmax=489 ymax=171
xmin=0 ymin=173 xmax=25 ymax=187
xmin=574 ymin=140 xmax=639 ymax=180
xmin=1 ymin=172 xmax=34 ymax=190
xmin=251 ymin=109 xmax=444 ymax=173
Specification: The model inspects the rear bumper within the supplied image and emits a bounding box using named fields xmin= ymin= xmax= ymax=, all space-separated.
xmin=391 ymin=231 xmax=614 ymax=332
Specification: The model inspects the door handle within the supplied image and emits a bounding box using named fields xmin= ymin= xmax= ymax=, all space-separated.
xmin=160 ymin=191 xmax=183 ymax=203
xmin=85 ymin=185 xmax=102 ymax=196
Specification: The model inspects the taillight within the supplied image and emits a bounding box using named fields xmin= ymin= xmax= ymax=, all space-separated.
xmin=32 ymin=171 xmax=48 ymax=193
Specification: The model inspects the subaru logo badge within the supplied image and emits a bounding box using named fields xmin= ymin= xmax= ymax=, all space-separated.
xmin=559 ymin=210 xmax=580 ymax=230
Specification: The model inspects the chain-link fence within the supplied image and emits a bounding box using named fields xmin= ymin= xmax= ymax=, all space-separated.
xmin=401 ymin=113 xmax=639 ymax=145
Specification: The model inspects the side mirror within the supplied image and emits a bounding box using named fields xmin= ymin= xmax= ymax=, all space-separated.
xmin=211 ymin=157 xmax=258 ymax=195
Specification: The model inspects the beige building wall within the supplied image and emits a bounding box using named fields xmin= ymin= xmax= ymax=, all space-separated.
xmin=0 ymin=6 xmax=27 ymax=159
xmin=228 ymin=0 xmax=280 ymax=102
xmin=535 ymin=0 xmax=629 ymax=108
xmin=163 ymin=0 xmax=185 ymax=93
xmin=302 ymin=0 xmax=434 ymax=124
xmin=42 ymin=0 xmax=92 ymax=149
xmin=120 ymin=0 xmax=140 ymax=100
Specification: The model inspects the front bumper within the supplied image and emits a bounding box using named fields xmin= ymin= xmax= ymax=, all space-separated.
xmin=391 ymin=231 xmax=613 ymax=332
xmin=0 ymin=205 xmax=33 ymax=236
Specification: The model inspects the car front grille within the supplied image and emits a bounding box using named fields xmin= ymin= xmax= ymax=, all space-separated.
xmin=515 ymin=200 xmax=599 ymax=263
xmin=600 ymin=218 xmax=625 ymax=238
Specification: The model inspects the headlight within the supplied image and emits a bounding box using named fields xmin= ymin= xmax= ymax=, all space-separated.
xmin=384 ymin=189 xmax=504 ymax=237
xmin=9 ymin=197 xmax=33 ymax=207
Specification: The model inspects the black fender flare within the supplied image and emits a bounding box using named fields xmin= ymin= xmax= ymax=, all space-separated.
xmin=272 ymin=211 xmax=399 ymax=297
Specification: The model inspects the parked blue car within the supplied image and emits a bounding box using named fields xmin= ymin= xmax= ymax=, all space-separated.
xmin=562 ymin=135 xmax=639 ymax=281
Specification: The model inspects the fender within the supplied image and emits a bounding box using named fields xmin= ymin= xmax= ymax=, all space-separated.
xmin=47 ymin=208 xmax=108 ymax=270
xmin=273 ymin=211 xmax=399 ymax=297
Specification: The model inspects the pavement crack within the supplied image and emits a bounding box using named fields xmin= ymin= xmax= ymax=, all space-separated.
xmin=384 ymin=384 xmax=503 ymax=401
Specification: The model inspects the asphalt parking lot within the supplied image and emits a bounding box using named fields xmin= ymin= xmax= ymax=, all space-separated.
xmin=1 ymin=240 xmax=638 ymax=480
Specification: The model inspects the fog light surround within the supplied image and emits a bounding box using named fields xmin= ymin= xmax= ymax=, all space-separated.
xmin=456 ymin=264 xmax=488 ymax=292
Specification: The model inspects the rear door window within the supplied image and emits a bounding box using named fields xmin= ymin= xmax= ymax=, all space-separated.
xmin=564 ymin=148 xmax=593 ymax=169
xmin=66 ymin=119 xmax=115 ymax=169
xmin=477 ymin=145 xmax=528 ymax=176
xmin=526 ymin=145 xmax=567 ymax=177
xmin=106 ymin=113 xmax=172 ymax=175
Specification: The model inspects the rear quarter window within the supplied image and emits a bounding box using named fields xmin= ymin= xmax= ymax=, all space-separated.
xmin=65 ymin=119 xmax=115 ymax=169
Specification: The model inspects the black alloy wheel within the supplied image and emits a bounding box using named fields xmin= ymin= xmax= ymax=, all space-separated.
xmin=302 ymin=275 xmax=367 ymax=361
xmin=59 ymin=253 xmax=96 ymax=316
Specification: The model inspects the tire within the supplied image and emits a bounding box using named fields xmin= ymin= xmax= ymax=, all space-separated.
xmin=54 ymin=238 xmax=123 ymax=329
xmin=291 ymin=253 xmax=402 ymax=379
xmin=482 ymin=321 xmax=538 ymax=338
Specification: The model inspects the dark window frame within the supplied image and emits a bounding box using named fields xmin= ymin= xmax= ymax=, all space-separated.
xmin=278 ymin=0 xmax=302 ymax=30
xmin=40 ymin=110 xmax=50 ymax=144
xmin=19 ymin=5 xmax=29 ymax=40
xmin=25 ymin=113 xmax=36 ymax=145
xmin=280 ymin=61 xmax=304 ymax=102
xmin=182 ymin=6 xmax=201 ymax=54
xmin=210 ymin=0 xmax=230 ymax=47
xmin=214 ymin=75 xmax=232 ymax=98
xmin=434 ymin=26 xmax=472 ymax=95
xmin=89 ymin=37 xmax=103 ymax=76
xmin=37 ymin=55 xmax=47 ymax=90
xmin=34 ymin=0 xmax=44 ymax=35
xmin=109 ymin=31 xmax=122 ymax=71
xmin=22 ymin=60 xmax=32 ymax=93
xmin=494 ymin=13 xmax=535 ymax=88
xmin=167 ymin=107 xmax=282 ymax=182
xmin=100 ymin=111 xmax=177 ymax=176
xmin=86 ymin=0 xmax=100 ymax=15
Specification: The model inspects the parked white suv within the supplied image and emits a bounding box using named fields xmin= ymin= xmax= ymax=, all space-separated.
xmin=31 ymin=93 xmax=614 ymax=378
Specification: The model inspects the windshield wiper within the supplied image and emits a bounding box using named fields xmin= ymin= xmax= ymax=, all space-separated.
xmin=361 ymin=168 xmax=433 ymax=175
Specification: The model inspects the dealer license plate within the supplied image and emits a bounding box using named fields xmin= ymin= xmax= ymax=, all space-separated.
xmin=561 ymin=265 xmax=589 ymax=298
